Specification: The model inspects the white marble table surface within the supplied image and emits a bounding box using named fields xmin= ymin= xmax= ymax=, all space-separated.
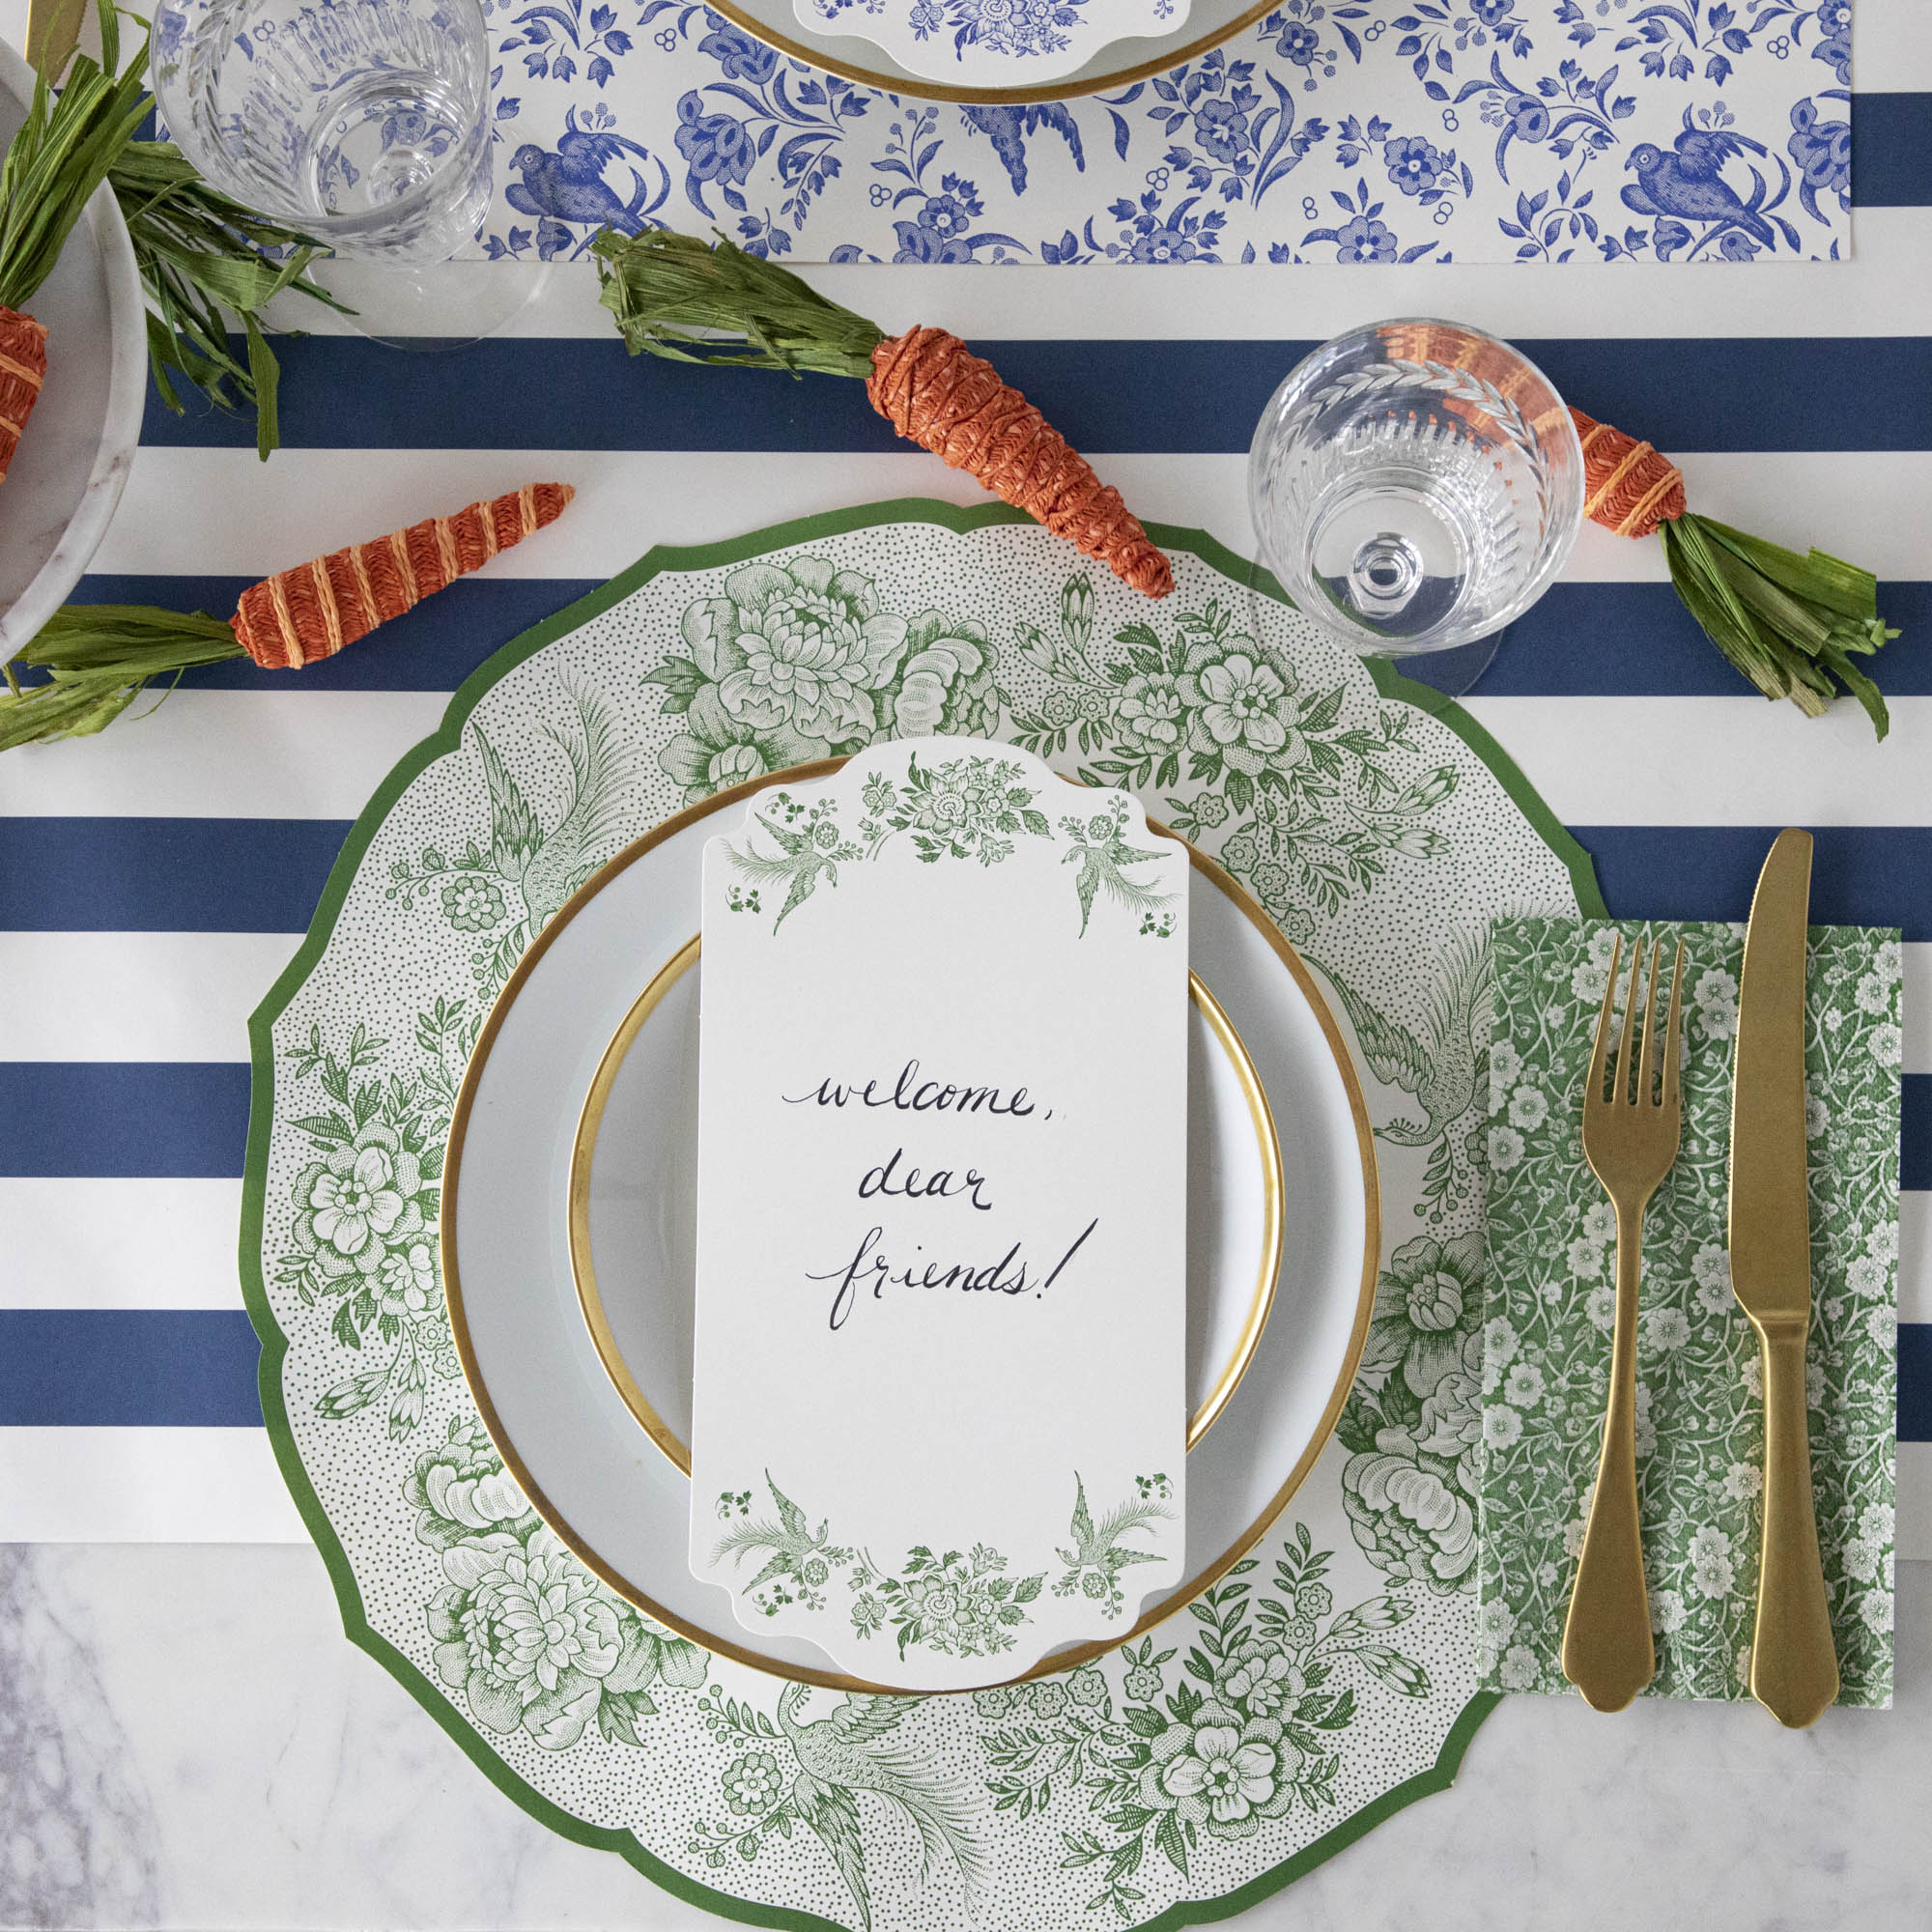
xmin=8 ymin=1544 xmax=1928 ymax=1927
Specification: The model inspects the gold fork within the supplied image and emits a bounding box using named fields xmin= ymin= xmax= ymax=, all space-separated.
xmin=1562 ymin=932 xmax=1685 ymax=1713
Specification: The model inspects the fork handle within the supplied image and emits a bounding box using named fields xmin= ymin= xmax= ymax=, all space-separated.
xmin=1750 ymin=1321 xmax=1839 ymax=1727
xmin=1562 ymin=1203 xmax=1656 ymax=1712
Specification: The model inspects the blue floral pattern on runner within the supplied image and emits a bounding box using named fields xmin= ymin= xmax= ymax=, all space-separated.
xmin=475 ymin=0 xmax=1852 ymax=262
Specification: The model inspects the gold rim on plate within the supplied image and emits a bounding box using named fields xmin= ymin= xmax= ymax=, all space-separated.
xmin=569 ymin=934 xmax=1284 ymax=1473
xmin=443 ymin=758 xmax=1380 ymax=1695
xmin=706 ymin=0 xmax=1277 ymax=105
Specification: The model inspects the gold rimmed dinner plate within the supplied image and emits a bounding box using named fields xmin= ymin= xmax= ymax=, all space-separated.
xmin=706 ymin=0 xmax=1275 ymax=105
xmin=569 ymin=935 xmax=1285 ymax=1477
xmin=443 ymin=760 xmax=1378 ymax=1694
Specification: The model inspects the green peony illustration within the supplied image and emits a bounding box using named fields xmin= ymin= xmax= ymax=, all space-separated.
xmin=405 ymin=1414 xmax=538 ymax=1552
xmin=884 ymin=610 xmax=1002 ymax=738
xmin=1334 ymin=1232 xmax=1487 ymax=1592
xmin=428 ymin=1520 xmax=707 ymax=1750
xmin=647 ymin=565 xmax=1000 ymax=802
xmin=667 ymin=555 xmax=914 ymax=745
xmin=658 ymin=681 xmax=835 ymax=806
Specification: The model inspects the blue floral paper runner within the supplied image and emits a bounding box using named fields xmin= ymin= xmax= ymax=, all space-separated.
xmin=478 ymin=0 xmax=1854 ymax=263
xmin=1476 ymin=919 xmax=1898 ymax=1706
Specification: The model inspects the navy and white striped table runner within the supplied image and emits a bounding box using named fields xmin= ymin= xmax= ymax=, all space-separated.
xmin=3 ymin=29 xmax=1930 ymax=1548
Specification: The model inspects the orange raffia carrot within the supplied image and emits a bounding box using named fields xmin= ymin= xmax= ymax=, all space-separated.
xmin=2 ymin=483 xmax=575 ymax=752
xmin=0 ymin=310 xmax=48 ymax=483
xmin=592 ymin=229 xmax=1172 ymax=599
xmin=232 ymin=482 xmax=576 ymax=667
xmin=1562 ymin=404 xmax=1893 ymax=734
xmin=866 ymin=326 xmax=1172 ymax=599
xmin=1569 ymin=407 xmax=1686 ymax=538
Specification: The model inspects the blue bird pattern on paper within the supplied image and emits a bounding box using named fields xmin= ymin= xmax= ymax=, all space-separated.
xmin=1616 ymin=104 xmax=1798 ymax=256
xmin=957 ymin=101 xmax=1085 ymax=194
xmin=506 ymin=108 xmax=668 ymax=236
xmin=477 ymin=0 xmax=1852 ymax=265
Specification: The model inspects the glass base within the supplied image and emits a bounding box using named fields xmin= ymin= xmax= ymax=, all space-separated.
xmin=308 ymin=258 xmax=552 ymax=351
xmin=1365 ymin=631 xmax=1503 ymax=710
xmin=1238 ymin=554 xmax=1502 ymax=708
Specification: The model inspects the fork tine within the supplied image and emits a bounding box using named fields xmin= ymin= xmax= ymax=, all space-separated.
xmin=1586 ymin=931 xmax=1621 ymax=1109
xmin=1661 ymin=939 xmax=1686 ymax=1112
xmin=1636 ymin=936 xmax=1662 ymax=1106
xmin=1613 ymin=931 xmax=1643 ymax=1105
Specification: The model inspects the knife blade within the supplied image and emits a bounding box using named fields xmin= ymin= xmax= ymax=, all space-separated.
xmin=1731 ymin=830 xmax=1813 ymax=1325
xmin=1729 ymin=826 xmax=1838 ymax=1727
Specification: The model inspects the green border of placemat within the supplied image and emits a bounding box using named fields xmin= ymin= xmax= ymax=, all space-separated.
xmin=239 ymin=499 xmax=1603 ymax=1926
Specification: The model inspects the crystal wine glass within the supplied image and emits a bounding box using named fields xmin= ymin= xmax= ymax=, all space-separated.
xmin=152 ymin=0 xmax=494 ymax=264
xmin=1248 ymin=319 xmax=1583 ymax=678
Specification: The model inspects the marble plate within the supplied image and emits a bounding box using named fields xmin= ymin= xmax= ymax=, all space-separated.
xmin=0 ymin=37 xmax=146 ymax=659
xmin=444 ymin=781 xmax=1375 ymax=1691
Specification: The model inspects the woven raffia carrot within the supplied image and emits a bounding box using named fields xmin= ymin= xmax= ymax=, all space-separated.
xmin=0 ymin=311 xmax=48 ymax=483
xmin=591 ymin=230 xmax=1172 ymax=599
xmin=0 ymin=484 xmax=574 ymax=752
xmin=1572 ymin=408 xmax=1687 ymax=536
xmin=1567 ymin=406 xmax=1894 ymax=736
xmin=233 ymin=482 xmax=575 ymax=668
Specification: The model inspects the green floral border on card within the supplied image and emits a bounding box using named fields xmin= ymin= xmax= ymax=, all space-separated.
xmin=240 ymin=499 xmax=1599 ymax=1929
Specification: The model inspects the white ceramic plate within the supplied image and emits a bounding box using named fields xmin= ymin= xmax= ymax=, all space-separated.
xmin=446 ymin=778 xmax=1376 ymax=1691
xmin=713 ymin=0 xmax=1267 ymax=101
xmin=788 ymin=0 xmax=1192 ymax=91
xmin=570 ymin=939 xmax=1280 ymax=1474
xmin=0 ymin=36 xmax=146 ymax=659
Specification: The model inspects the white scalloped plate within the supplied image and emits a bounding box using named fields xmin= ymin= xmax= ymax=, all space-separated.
xmin=715 ymin=0 xmax=1264 ymax=101
xmin=789 ymin=0 xmax=1191 ymax=90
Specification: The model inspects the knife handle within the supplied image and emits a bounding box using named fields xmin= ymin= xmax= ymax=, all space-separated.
xmin=1562 ymin=1207 xmax=1656 ymax=1713
xmin=1751 ymin=1321 xmax=1839 ymax=1728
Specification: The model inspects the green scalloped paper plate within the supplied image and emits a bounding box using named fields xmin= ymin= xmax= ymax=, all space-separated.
xmin=242 ymin=501 xmax=1602 ymax=1932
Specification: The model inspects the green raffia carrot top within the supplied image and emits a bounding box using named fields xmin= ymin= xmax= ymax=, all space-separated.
xmin=1569 ymin=408 xmax=1896 ymax=737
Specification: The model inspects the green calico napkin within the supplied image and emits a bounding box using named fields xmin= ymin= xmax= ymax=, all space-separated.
xmin=1477 ymin=920 xmax=1899 ymax=1706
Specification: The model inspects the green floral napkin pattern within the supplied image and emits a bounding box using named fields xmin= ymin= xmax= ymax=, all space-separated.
xmin=1477 ymin=920 xmax=1899 ymax=1706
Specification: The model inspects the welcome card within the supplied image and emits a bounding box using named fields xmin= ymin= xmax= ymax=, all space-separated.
xmin=690 ymin=738 xmax=1190 ymax=1689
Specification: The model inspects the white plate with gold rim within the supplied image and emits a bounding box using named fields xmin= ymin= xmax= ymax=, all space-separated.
xmin=571 ymin=937 xmax=1281 ymax=1478
xmin=785 ymin=0 xmax=1192 ymax=91
xmin=712 ymin=0 xmax=1270 ymax=104
xmin=444 ymin=768 xmax=1377 ymax=1693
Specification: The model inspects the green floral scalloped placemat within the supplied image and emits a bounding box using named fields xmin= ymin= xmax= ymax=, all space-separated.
xmin=242 ymin=500 xmax=1600 ymax=1932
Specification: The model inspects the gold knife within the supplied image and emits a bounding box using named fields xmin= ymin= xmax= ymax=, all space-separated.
xmin=1729 ymin=827 xmax=1838 ymax=1727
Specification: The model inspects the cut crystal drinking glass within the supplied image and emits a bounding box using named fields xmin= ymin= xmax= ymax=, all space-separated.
xmin=1248 ymin=319 xmax=1583 ymax=661
xmin=151 ymin=0 xmax=493 ymax=266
